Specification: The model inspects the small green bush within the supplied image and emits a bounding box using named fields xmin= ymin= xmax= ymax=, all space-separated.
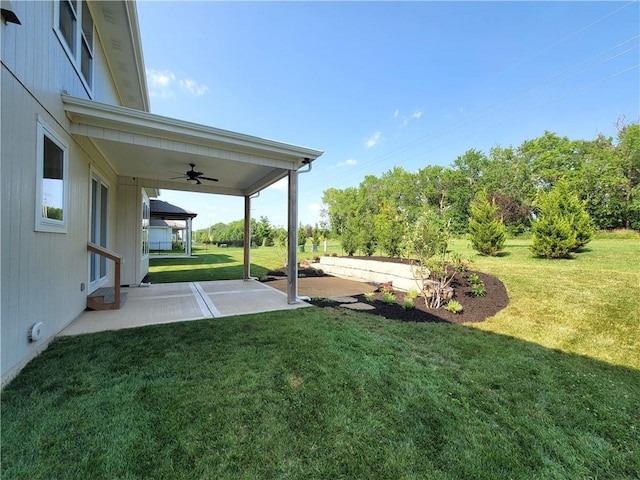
xmin=471 ymin=283 xmax=486 ymax=297
xmin=364 ymin=291 xmax=376 ymax=302
xmin=445 ymin=300 xmax=464 ymax=314
xmin=406 ymin=289 xmax=420 ymax=299
xmin=401 ymin=297 xmax=415 ymax=309
xmin=467 ymin=273 xmax=481 ymax=285
xmin=381 ymin=290 xmax=396 ymax=304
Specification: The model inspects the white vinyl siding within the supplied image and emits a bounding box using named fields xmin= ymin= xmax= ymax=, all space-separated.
xmin=1 ymin=1 xmax=138 ymax=385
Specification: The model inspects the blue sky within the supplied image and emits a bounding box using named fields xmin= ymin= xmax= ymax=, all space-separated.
xmin=136 ymin=1 xmax=639 ymax=232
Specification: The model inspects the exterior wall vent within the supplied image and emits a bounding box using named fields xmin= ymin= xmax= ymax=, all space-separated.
xmin=28 ymin=322 xmax=44 ymax=342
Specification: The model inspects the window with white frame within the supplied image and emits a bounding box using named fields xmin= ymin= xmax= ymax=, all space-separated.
xmin=35 ymin=120 xmax=68 ymax=233
xmin=55 ymin=0 xmax=94 ymax=90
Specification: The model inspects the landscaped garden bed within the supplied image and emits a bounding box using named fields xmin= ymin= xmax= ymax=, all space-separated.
xmin=308 ymin=269 xmax=508 ymax=324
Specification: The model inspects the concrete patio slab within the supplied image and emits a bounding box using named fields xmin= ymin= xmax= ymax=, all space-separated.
xmin=59 ymin=279 xmax=309 ymax=337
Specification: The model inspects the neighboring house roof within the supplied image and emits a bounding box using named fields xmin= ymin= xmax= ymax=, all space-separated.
xmin=151 ymin=200 xmax=197 ymax=220
xmin=150 ymin=219 xmax=186 ymax=229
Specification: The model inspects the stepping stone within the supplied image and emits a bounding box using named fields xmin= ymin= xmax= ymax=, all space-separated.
xmin=340 ymin=302 xmax=376 ymax=311
xmin=330 ymin=296 xmax=358 ymax=303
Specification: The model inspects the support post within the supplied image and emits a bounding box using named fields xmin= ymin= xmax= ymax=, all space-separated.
xmin=287 ymin=170 xmax=298 ymax=303
xmin=186 ymin=217 xmax=192 ymax=256
xmin=243 ymin=195 xmax=251 ymax=280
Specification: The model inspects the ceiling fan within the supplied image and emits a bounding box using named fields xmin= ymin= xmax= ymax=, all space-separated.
xmin=171 ymin=163 xmax=218 ymax=184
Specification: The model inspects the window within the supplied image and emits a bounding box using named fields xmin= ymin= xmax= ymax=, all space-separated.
xmin=35 ymin=120 xmax=68 ymax=233
xmin=55 ymin=0 xmax=93 ymax=90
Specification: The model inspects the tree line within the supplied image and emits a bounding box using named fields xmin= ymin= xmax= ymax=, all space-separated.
xmin=194 ymin=216 xmax=328 ymax=247
xmin=322 ymin=122 xmax=639 ymax=256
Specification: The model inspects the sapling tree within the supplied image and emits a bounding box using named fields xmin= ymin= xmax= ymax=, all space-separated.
xmin=468 ymin=191 xmax=506 ymax=256
xmin=402 ymin=204 xmax=458 ymax=308
xmin=274 ymin=228 xmax=288 ymax=268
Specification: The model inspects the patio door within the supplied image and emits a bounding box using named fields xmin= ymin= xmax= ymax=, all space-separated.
xmin=89 ymin=175 xmax=109 ymax=290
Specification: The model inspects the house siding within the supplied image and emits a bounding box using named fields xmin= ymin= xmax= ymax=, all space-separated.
xmin=1 ymin=1 xmax=140 ymax=386
xmin=116 ymin=180 xmax=146 ymax=286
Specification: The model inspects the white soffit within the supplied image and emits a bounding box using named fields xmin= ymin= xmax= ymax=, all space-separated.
xmin=62 ymin=95 xmax=323 ymax=196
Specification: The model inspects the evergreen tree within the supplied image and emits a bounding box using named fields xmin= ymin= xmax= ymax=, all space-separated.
xmin=530 ymin=213 xmax=577 ymax=258
xmin=530 ymin=180 xmax=592 ymax=258
xmin=550 ymin=179 xmax=593 ymax=251
xmin=468 ymin=192 xmax=506 ymax=256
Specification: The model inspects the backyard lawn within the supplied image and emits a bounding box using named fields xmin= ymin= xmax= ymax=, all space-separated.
xmin=2 ymin=234 xmax=639 ymax=479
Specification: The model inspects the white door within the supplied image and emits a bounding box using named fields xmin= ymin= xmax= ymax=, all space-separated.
xmin=89 ymin=175 xmax=109 ymax=290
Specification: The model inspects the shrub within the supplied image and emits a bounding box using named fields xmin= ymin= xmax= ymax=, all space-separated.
xmin=467 ymin=273 xmax=486 ymax=296
xmin=471 ymin=283 xmax=486 ymax=297
xmin=364 ymin=291 xmax=376 ymax=302
xmin=467 ymin=273 xmax=481 ymax=285
xmin=381 ymin=290 xmax=396 ymax=304
xmin=406 ymin=289 xmax=420 ymax=299
xmin=445 ymin=300 xmax=464 ymax=314
xmin=468 ymin=191 xmax=506 ymax=256
xmin=401 ymin=297 xmax=415 ymax=309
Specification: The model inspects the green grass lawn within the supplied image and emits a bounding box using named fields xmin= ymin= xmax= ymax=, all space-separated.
xmin=2 ymin=234 xmax=639 ymax=478
xmin=147 ymin=242 xmax=344 ymax=283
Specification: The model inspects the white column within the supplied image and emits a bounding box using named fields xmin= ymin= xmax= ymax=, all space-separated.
xmin=243 ymin=196 xmax=251 ymax=280
xmin=287 ymin=170 xmax=298 ymax=303
xmin=186 ymin=217 xmax=192 ymax=256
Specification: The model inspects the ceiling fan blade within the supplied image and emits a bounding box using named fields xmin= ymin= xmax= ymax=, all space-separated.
xmin=196 ymin=178 xmax=202 ymax=185
xmin=170 ymin=176 xmax=187 ymax=180
xmin=199 ymin=176 xmax=219 ymax=182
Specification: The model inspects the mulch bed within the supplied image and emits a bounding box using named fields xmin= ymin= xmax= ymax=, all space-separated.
xmin=308 ymin=270 xmax=509 ymax=324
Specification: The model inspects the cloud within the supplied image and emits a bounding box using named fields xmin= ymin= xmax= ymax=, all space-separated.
xmin=147 ymin=69 xmax=176 ymax=98
xmin=337 ymin=158 xmax=358 ymax=167
xmin=308 ymin=203 xmax=322 ymax=212
xmin=364 ymin=131 xmax=382 ymax=148
xmin=146 ymin=68 xmax=209 ymax=98
xmin=394 ymin=108 xmax=423 ymax=127
xmin=179 ymin=78 xmax=209 ymax=96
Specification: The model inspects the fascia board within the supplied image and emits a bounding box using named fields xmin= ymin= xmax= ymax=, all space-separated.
xmin=124 ymin=0 xmax=150 ymax=111
xmin=62 ymin=95 xmax=324 ymax=165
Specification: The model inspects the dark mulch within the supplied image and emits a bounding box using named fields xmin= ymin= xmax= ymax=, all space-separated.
xmin=308 ymin=270 xmax=509 ymax=324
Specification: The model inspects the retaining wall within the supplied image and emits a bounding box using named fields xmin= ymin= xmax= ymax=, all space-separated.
xmin=312 ymin=257 xmax=421 ymax=292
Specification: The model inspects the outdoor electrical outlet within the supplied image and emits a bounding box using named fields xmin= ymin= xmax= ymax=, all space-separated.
xmin=81 ymin=282 xmax=85 ymax=291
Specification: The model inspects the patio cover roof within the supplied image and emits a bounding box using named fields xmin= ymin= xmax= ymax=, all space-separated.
xmin=62 ymin=95 xmax=323 ymax=196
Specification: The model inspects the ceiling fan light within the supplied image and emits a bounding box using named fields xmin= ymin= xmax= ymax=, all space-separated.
xmin=186 ymin=178 xmax=198 ymax=184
